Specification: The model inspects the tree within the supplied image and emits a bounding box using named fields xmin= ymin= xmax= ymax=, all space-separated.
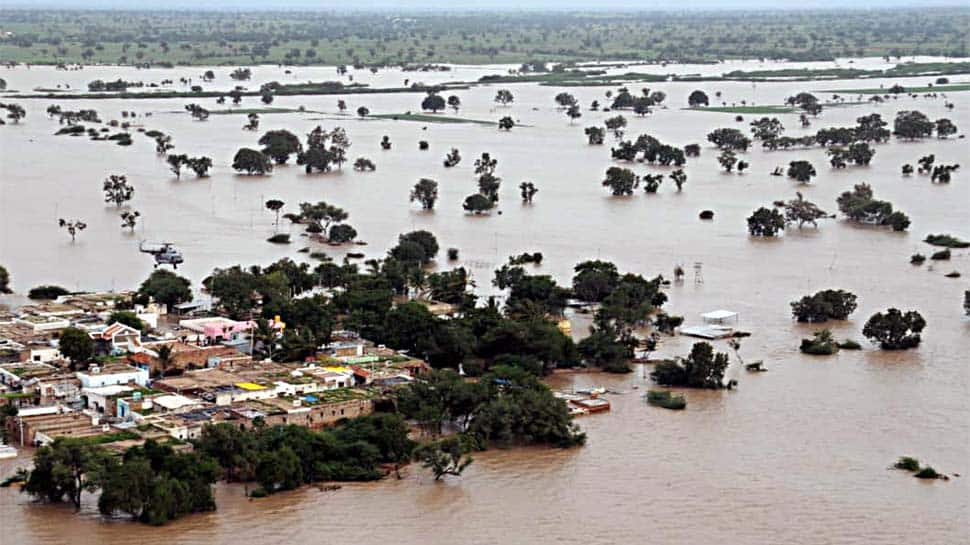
xmin=24 ymin=438 xmax=112 ymax=510
xmin=415 ymin=436 xmax=472 ymax=481
xmin=670 ymin=169 xmax=687 ymax=191
xmin=443 ymin=148 xmax=461 ymax=167
xmin=3 ymin=103 xmax=26 ymax=123
xmin=572 ymin=260 xmax=619 ymax=303
xmin=58 ymin=327 xmax=94 ymax=369
xmin=791 ymin=289 xmax=857 ymax=323
xmin=519 ymin=182 xmax=538 ymax=203
xmin=0 ymin=265 xmax=10 ymax=294
xmin=863 ymin=308 xmax=926 ymax=350
xmin=893 ymin=110 xmax=934 ymax=139
xmin=243 ymin=113 xmax=259 ymax=131
xmin=410 ymin=179 xmax=439 ymax=210
xmin=447 ymin=95 xmax=461 ymax=112
xmin=337 ymin=99 xmax=347 ymax=113
xmin=103 ymin=174 xmax=134 ymax=206
xmin=137 ymin=269 xmax=192 ymax=309
xmin=186 ymin=156 xmax=212 ymax=177
xmin=184 ymin=103 xmax=209 ymax=121
xmin=120 ymin=210 xmax=140 ymax=232
xmin=554 ymin=92 xmax=577 ymax=109
xmin=707 ymin=128 xmax=751 ymax=151
xmin=688 ymin=90 xmax=709 ymax=107
xmin=265 ymin=199 xmax=284 ymax=226
xmin=747 ymin=207 xmax=785 ymax=237
xmin=260 ymin=91 xmax=274 ymax=105
xmin=800 ymin=329 xmax=840 ymax=355
xmin=393 ymin=231 xmax=439 ymax=264
xmin=602 ymin=167 xmax=638 ymax=196
xmin=836 ymin=183 xmax=908 ymax=230
xmin=298 ymin=201 xmax=348 ymax=235
xmin=585 ymin=126 xmax=605 ymax=145
xmin=651 ymin=342 xmax=729 ymax=389
xmin=566 ymin=104 xmax=582 ymax=124
xmin=935 ymin=118 xmax=957 ymax=138
xmin=718 ymin=150 xmax=738 ymax=172
xmin=357 ymin=106 xmax=369 ymax=117
xmin=354 ymin=157 xmax=376 ymax=171
xmin=787 ymin=160 xmax=817 ymax=183
xmin=498 ymin=116 xmax=514 ymax=130
xmin=642 ymin=174 xmax=663 ymax=193
xmin=258 ymin=130 xmax=302 ymax=164
xmin=421 ymin=93 xmax=446 ymax=112
xmin=58 ymin=218 xmax=87 ymax=242
xmin=463 ymin=193 xmax=493 ymax=214
xmin=328 ymin=224 xmax=357 ymax=244
xmin=232 ymin=148 xmax=272 ymax=175
xmin=750 ymin=117 xmax=784 ymax=140
xmin=604 ymin=115 xmax=627 ymax=138
xmin=110 ymin=310 xmax=145 ymax=331
xmin=166 ymin=154 xmax=187 ymax=179
xmin=782 ymin=193 xmax=828 ymax=228
xmin=494 ymin=89 xmax=514 ymax=105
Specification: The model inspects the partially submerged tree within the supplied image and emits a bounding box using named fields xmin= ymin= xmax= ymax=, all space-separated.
xmin=120 ymin=210 xmax=140 ymax=232
xmin=747 ymin=207 xmax=785 ymax=237
xmin=519 ymin=182 xmax=538 ymax=203
xmin=602 ymin=167 xmax=638 ymax=196
xmin=863 ymin=308 xmax=926 ymax=350
xmin=232 ymin=148 xmax=272 ymax=175
xmin=787 ymin=160 xmax=817 ymax=183
xmin=410 ymin=178 xmax=439 ymax=210
xmin=58 ymin=219 xmax=87 ymax=242
xmin=103 ymin=174 xmax=134 ymax=206
xmin=791 ymin=289 xmax=858 ymax=323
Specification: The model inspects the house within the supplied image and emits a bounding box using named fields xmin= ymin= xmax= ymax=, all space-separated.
xmin=178 ymin=317 xmax=254 ymax=343
xmin=77 ymin=363 xmax=149 ymax=388
xmin=88 ymin=322 xmax=142 ymax=353
xmin=81 ymin=384 xmax=134 ymax=415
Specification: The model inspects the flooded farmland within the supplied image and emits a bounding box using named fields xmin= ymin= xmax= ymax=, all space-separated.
xmin=1 ymin=57 xmax=968 ymax=544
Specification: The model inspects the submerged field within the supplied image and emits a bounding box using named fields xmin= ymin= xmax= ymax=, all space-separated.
xmin=1 ymin=56 xmax=968 ymax=545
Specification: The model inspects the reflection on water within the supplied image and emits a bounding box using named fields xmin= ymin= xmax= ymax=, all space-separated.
xmin=1 ymin=58 xmax=968 ymax=544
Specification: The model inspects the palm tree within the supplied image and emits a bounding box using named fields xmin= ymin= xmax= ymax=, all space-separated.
xmin=156 ymin=344 xmax=173 ymax=376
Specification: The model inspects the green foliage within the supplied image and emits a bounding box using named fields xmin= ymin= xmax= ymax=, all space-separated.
xmin=651 ymin=342 xmax=730 ymax=389
xmin=799 ymin=329 xmax=840 ymax=355
xmin=258 ymin=129 xmax=303 ymax=164
xmin=109 ymin=310 xmax=145 ymax=331
xmin=924 ymin=234 xmax=969 ymax=248
xmin=24 ymin=437 xmax=114 ymax=509
xmin=414 ymin=436 xmax=473 ymax=480
xmin=602 ymin=166 xmax=638 ymax=196
xmin=894 ymin=456 xmax=921 ymax=471
xmin=572 ymin=260 xmax=619 ymax=303
xmin=232 ymin=148 xmax=273 ymax=175
xmin=790 ymin=289 xmax=858 ymax=323
xmin=646 ymin=390 xmax=687 ymax=410
xmin=747 ymin=207 xmax=786 ymax=237
xmin=836 ymin=183 xmax=909 ymax=231
xmin=58 ymin=327 xmax=94 ymax=368
xmin=863 ymin=308 xmax=926 ymax=350
xmin=0 ymin=265 xmax=11 ymax=294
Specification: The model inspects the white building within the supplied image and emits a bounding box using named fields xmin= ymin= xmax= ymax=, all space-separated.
xmin=77 ymin=364 xmax=149 ymax=388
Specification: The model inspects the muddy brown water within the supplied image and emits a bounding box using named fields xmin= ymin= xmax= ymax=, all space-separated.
xmin=1 ymin=58 xmax=968 ymax=544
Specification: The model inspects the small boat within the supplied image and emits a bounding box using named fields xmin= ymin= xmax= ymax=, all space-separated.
xmin=0 ymin=444 xmax=18 ymax=459
xmin=568 ymin=406 xmax=589 ymax=416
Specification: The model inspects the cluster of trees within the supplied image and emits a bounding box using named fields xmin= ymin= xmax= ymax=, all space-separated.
xmin=166 ymin=154 xmax=212 ymax=178
xmin=651 ymin=342 xmax=730 ymax=389
xmin=463 ymin=153 xmax=501 ymax=214
xmin=195 ymin=414 xmax=412 ymax=494
xmin=611 ymin=134 xmax=685 ymax=166
xmin=791 ymin=289 xmax=858 ymax=323
xmin=24 ymin=438 xmax=218 ymax=525
xmin=836 ymin=183 xmax=910 ymax=231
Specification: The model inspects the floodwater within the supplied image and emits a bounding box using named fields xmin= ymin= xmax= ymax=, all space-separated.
xmin=1 ymin=57 xmax=969 ymax=544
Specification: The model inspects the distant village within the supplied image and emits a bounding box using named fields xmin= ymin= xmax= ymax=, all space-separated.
xmin=0 ymin=291 xmax=430 ymax=452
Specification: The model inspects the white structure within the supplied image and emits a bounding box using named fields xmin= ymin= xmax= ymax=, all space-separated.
xmin=28 ymin=346 xmax=63 ymax=364
xmin=15 ymin=315 xmax=71 ymax=333
xmin=82 ymin=384 xmax=134 ymax=413
xmin=77 ymin=364 xmax=149 ymax=388
xmin=701 ymin=309 xmax=739 ymax=324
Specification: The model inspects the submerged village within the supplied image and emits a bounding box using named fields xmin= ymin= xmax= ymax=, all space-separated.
xmin=0 ymin=7 xmax=968 ymax=544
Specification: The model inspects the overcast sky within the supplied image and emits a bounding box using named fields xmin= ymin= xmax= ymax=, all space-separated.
xmin=7 ymin=0 xmax=967 ymax=10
